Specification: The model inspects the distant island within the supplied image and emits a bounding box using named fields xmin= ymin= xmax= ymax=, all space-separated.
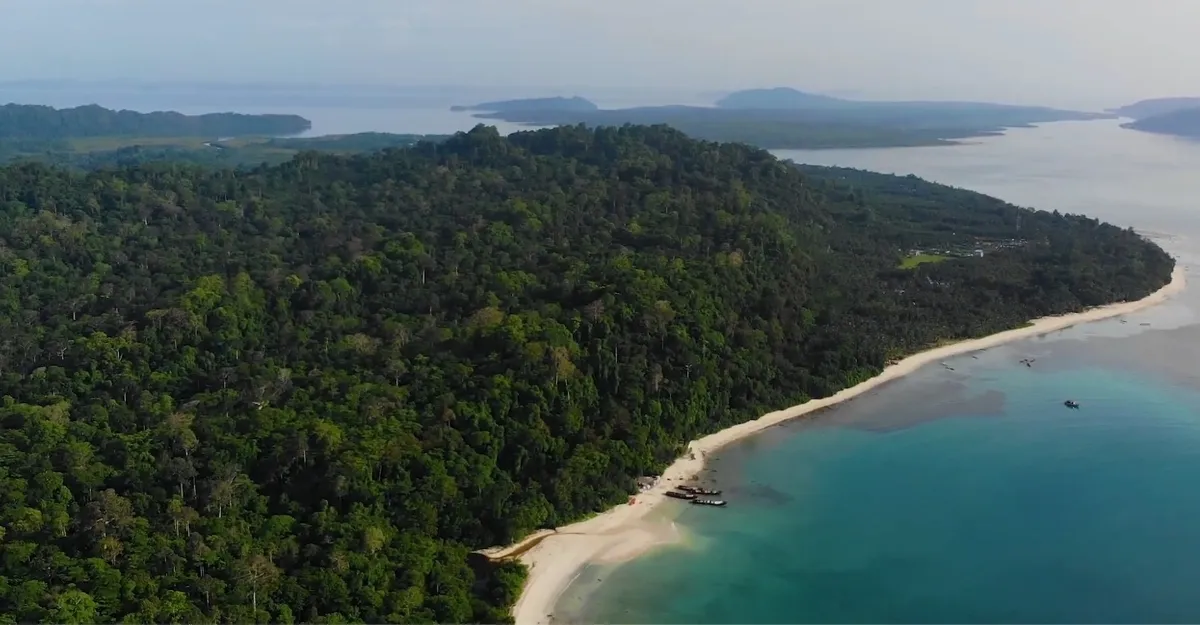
xmin=1110 ymin=97 xmax=1200 ymax=120
xmin=0 ymin=103 xmax=310 ymax=140
xmin=715 ymin=87 xmax=1110 ymax=118
xmin=1121 ymin=107 xmax=1200 ymax=138
xmin=466 ymin=88 xmax=1113 ymax=149
xmin=450 ymin=96 xmax=598 ymax=113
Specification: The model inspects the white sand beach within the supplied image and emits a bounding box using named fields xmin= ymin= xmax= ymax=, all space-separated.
xmin=499 ymin=263 xmax=1187 ymax=625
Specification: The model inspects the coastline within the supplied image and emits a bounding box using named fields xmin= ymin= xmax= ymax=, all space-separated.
xmin=500 ymin=263 xmax=1187 ymax=625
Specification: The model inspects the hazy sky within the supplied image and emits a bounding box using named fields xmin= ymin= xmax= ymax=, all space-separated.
xmin=2 ymin=0 xmax=1198 ymax=109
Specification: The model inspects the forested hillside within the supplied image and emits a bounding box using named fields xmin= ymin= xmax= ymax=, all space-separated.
xmin=0 ymin=124 xmax=1173 ymax=623
xmin=0 ymin=132 xmax=449 ymax=171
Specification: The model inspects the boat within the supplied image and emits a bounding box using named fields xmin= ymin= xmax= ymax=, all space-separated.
xmin=677 ymin=485 xmax=722 ymax=496
xmin=665 ymin=490 xmax=696 ymax=500
xmin=690 ymin=498 xmax=727 ymax=507
xmin=1064 ymin=400 xmax=1080 ymax=409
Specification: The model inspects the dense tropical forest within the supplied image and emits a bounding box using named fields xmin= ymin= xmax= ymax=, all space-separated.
xmin=0 ymin=123 xmax=1174 ymax=623
xmin=0 ymin=132 xmax=449 ymax=171
xmin=0 ymin=103 xmax=310 ymax=140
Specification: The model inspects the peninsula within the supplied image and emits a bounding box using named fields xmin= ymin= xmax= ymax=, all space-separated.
xmin=1121 ymin=106 xmax=1200 ymax=138
xmin=1110 ymin=97 xmax=1200 ymax=119
xmin=0 ymin=124 xmax=1174 ymax=623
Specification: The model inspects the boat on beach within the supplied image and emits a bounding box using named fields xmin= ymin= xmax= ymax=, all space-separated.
xmin=665 ymin=490 xmax=697 ymax=500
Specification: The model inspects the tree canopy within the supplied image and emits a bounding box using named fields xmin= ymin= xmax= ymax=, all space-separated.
xmin=0 ymin=133 xmax=449 ymax=172
xmin=0 ymin=123 xmax=1173 ymax=623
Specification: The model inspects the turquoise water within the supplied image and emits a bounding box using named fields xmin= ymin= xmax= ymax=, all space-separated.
xmin=558 ymin=316 xmax=1200 ymax=624
xmin=551 ymin=115 xmax=1200 ymax=625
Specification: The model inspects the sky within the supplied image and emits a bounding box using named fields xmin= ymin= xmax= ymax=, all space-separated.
xmin=1 ymin=0 xmax=1198 ymax=109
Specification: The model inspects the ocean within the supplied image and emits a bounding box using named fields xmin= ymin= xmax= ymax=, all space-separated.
xmin=0 ymin=83 xmax=708 ymax=136
xmin=554 ymin=119 xmax=1200 ymax=624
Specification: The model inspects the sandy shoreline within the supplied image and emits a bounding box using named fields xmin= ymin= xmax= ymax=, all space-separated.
xmin=497 ymin=263 xmax=1186 ymax=625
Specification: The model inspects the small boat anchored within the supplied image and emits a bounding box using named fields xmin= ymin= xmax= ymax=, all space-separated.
xmin=690 ymin=498 xmax=727 ymax=507
xmin=665 ymin=490 xmax=696 ymax=500
xmin=1064 ymin=400 xmax=1080 ymax=409
xmin=677 ymin=485 xmax=722 ymax=496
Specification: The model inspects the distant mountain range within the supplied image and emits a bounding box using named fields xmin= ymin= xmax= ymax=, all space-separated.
xmin=450 ymin=96 xmax=598 ymax=113
xmin=713 ymin=88 xmax=1111 ymax=118
xmin=1110 ymin=97 xmax=1200 ymax=120
xmin=451 ymin=87 xmax=1114 ymax=150
xmin=714 ymin=87 xmax=847 ymax=109
xmin=1121 ymin=107 xmax=1200 ymax=138
xmin=1111 ymin=97 xmax=1200 ymax=139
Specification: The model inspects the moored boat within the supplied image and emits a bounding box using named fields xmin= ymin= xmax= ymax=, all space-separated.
xmin=677 ymin=485 xmax=722 ymax=496
xmin=690 ymin=498 xmax=727 ymax=507
xmin=665 ymin=490 xmax=697 ymax=500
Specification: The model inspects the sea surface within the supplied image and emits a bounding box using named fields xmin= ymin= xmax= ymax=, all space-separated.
xmin=0 ymin=82 xmax=708 ymax=136
xmin=554 ymin=119 xmax=1200 ymax=624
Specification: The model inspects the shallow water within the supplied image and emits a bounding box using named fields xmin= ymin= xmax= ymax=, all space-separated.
xmin=558 ymin=118 xmax=1200 ymax=624
xmin=566 ymin=319 xmax=1200 ymax=623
